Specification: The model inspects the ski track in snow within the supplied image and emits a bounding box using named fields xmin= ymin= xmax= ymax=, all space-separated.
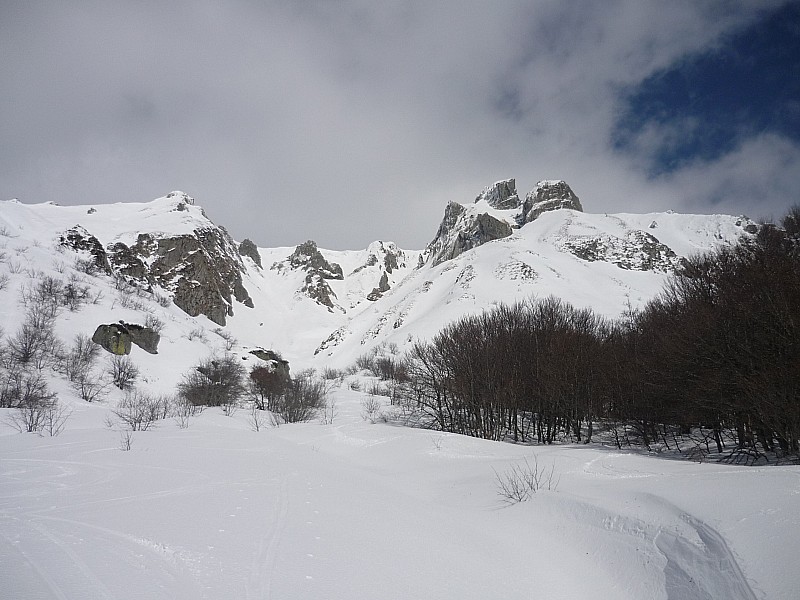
xmin=245 ymin=472 xmax=289 ymax=600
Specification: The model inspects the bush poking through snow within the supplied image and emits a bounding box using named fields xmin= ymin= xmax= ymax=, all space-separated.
xmin=276 ymin=370 xmax=326 ymax=423
xmin=247 ymin=404 xmax=276 ymax=431
xmin=178 ymin=354 xmax=244 ymax=408
xmin=119 ymin=430 xmax=133 ymax=451
xmin=494 ymin=455 xmax=559 ymax=504
xmin=172 ymin=396 xmax=201 ymax=429
xmin=213 ymin=328 xmax=237 ymax=351
xmin=58 ymin=333 xmax=100 ymax=383
xmin=112 ymin=391 xmax=171 ymax=431
xmin=361 ymin=395 xmax=382 ymax=424
xmin=108 ymin=355 xmax=139 ymax=390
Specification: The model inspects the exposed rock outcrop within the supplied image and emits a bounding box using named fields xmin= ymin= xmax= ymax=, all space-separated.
xmin=91 ymin=322 xmax=160 ymax=355
xmin=475 ymin=179 xmax=521 ymax=210
xmin=560 ymin=230 xmax=682 ymax=272
xmin=288 ymin=241 xmax=344 ymax=280
xmin=367 ymin=271 xmax=390 ymax=301
xmin=423 ymin=201 xmax=513 ymax=266
xmin=518 ymin=180 xmax=583 ymax=225
xmin=248 ymin=348 xmax=291 ymax=381
xmin=146 ymin=227 xmax=254 ymax=325
xmin=107 ymin=241 xmax=151 ymax=284
xmin=238 ymin=238 xmax=262 ymax=268
xmin=351 ymin=241 xmax=408 ymax=276
xmin=272 ymin=240 xmax=344 ymax=310
xmin=59 ymin=226 xmax=112 ymax=275
xmin=57 ymin=195 xmax=254 ymax=326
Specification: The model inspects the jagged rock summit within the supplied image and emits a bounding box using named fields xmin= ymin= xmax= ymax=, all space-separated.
xmin=475 ymin=179 xmax=521 ymax=210
xmin=422 ymin=178 xmax=583 ymax=266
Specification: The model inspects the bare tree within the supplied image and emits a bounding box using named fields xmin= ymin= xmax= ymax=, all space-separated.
xmin=112 ymin=390 xmax=165 ymax=431
xmin=178 ymin=354 xmax=245 ymax=408
xmin=108 ymin=355 xmax=139 ymax=390
xmin=274 ymin=370 xmax=326 ymax=423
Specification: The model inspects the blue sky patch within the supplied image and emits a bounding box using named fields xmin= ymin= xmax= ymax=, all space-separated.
xmin=613 ymin=2 xmax=800 ymax=175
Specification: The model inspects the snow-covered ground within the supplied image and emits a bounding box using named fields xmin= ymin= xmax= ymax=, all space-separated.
xmin=1 ymin=194 xmax=796 ymax=598
xmin=2 ymin=387 xmax=799 ymax=600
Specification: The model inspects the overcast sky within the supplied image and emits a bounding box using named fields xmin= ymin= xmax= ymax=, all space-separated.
xmin=2 ymin=1 xmax=799 ymax=250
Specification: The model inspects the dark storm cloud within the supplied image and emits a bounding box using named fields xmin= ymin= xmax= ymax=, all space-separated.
xmin=2 ymin=1 xmax=798 ymax=249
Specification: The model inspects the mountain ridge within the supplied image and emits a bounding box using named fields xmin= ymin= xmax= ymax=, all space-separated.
xmin=0 ymin=182 xmax=757 ymax=376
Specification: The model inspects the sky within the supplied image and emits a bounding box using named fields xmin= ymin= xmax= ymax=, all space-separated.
xmin=1 ymin=1 xmax=799 ymax=250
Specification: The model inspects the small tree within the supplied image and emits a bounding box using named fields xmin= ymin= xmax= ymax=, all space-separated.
xmin=275 ymin=370 xmax=326 ymax=423
xmin=112 ymin=390 xmax=164 ymax=431
xmin=5 ymin=371 xmax=59 ymax=433
xmin=248 ymin=364 xmax=288 ymax=411
xmin=59 ymin=333 xmax=100 ymax=382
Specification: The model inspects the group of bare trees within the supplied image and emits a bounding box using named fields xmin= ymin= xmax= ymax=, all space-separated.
xmin=615 ymin=209 xmax=800 ymax=457
xmin=177 ymin=353 xmax=326 ymax=424
xmin=399 ymin=208 xmax=800 ymax=459
xmin=402 ymin=297 xmax=604 ymax=444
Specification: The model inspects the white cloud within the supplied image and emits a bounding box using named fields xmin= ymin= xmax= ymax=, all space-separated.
xmin=0 ymin=1 xmax=794 ymax=248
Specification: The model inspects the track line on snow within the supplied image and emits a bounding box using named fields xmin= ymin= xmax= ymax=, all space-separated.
xmin=245 ymin=473 xmax=289 ymax=600
xmin=0 ymin=528 xmax=71 ymax=600
xmin=26 ymin=519 xmax=116 ymax=600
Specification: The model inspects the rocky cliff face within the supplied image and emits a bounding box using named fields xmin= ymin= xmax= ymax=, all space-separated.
xmin=518 ymin=180 xmax=583 ymax=225
xmin=422 ymin=201 xmax=513 ymax=266
xmin=421 ymin=179 xmax=585 ymax=267
xmin=59 ymin=193 xmax=254 ymax=326
xmin=560 ymin=230 xmax=683 ymax=272
xmin=475 ymin=179 xmax=521 ymax=210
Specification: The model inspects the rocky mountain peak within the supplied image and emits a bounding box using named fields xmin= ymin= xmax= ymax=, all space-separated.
xmin=287 ymin=241 xmax=344 ymax=280
xmin=422 ymin=200 xmax=513 ymax=267
xmin=271 ymin=240 xmax=345 ymax=311
xmin=475 ymin=179 xmax=521 ymax=210
xmin=166 ymin=191 xmax=195 ymax=206
xmin=518 ymin=180 xmax=583 ymax=225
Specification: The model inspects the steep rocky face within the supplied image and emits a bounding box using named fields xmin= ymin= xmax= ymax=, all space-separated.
xmin=59 ymin=226 xmax=113 ymax=275
xmin=287 ymin=241 xmax=344 ymax=280
xmin=423 ymin=201 xmax=513 ymax=266
xmin=475 ymin=179 xmax=521 ymax=210
xmin=367 ymin=271 xmax=390 ymax=301
xmin=519 ymin=180 xmax=583 ymax=225
xmin=238 ymin=238 xmax=262 ymax=268
xmin=107 ymin=242 xmax=151 ymax=284
xmin=271 ymin=240 xmax=344 ymax=310
xmin=147 ymin=227 xmax=254 ymax=325
xmin=59 ymin=218 xmax=254 ymax=326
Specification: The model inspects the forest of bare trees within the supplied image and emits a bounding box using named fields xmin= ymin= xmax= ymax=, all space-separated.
xmin=398 ymin=207 xmax=800 ymax=460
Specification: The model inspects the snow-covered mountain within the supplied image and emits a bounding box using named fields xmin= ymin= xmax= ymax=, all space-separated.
xmin=0 ymin=180 xmax=757 ymax=377
xmin=3 ymin=183 xmax=798 ymax=600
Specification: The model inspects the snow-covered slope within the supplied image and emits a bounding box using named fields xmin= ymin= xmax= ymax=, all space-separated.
xmin=2 ymin=385 xmax=798 ymax=599
xmin=1 ymin=185 xmax=796 ymax=600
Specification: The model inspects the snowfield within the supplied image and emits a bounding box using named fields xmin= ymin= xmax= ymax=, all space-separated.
xmin=0 ymin=193 xmax=798 ymax=599
xmin=2 ymin=389 xmax=798 ymax=600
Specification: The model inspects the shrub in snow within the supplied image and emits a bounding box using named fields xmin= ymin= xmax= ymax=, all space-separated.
xmin=178 ymin=354 xmax=245 ymax=408
xmin=494 ymin=455 xmax=559 ymax=504
xmin=108 ymin=355 xmax=139 ymax=390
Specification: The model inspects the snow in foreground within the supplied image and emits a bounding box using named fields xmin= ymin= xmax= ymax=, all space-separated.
xmin=2 ymin=388 xmax=798 ymax=600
